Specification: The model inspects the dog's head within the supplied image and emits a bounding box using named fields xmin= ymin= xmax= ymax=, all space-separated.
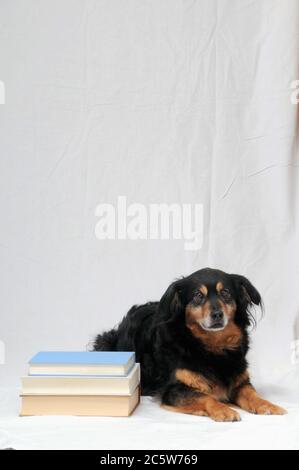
xmin=158 ymin=268 xmax=262 ymax=335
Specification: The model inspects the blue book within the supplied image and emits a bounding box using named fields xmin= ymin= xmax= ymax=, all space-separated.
xmin=28 ymin=351 xmax=135 ymax=377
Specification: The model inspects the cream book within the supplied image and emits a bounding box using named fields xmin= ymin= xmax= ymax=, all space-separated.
xmin=22 ymin=363 xmax=140 ymax=396
xmin=20 ymin=386 xmax=140 ymax=417
xmin=28 ymin=351 xmax=135 ymax=376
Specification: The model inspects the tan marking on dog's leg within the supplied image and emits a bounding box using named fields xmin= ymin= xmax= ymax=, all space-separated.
xmin=162 ymin=395 xmax=241 ymax=422
xmin=175 ymin=369 xmax=211 ymax=394
xmin=234 ymin=384 xmax=287 ymax=415
xmin=233 ymin=370 xmax=250 ymax=389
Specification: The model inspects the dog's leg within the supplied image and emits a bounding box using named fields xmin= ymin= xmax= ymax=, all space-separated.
xmin=233 ymin=384 xmax=287 ymax=415
xmin=161 ymin=383 xmax=241 ymax=422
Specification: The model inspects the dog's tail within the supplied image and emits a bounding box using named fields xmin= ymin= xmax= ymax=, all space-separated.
xmin=93 ymin=305 xmax=141 ymax=351
xmin=93 ymin=328 xmax=119 ymax=351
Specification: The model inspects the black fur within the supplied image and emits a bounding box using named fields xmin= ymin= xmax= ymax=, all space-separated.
xmin=94 ymin=268 xmax=262 ymax=404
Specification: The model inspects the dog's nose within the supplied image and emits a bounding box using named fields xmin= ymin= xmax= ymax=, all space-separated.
xmin=211 ymin=310 xmax=223 ymax=321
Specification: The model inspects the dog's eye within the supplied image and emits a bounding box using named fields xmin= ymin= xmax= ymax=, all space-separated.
xmin=194 ymin=291 xmax=204 ymax=302
xmin=220 ymin=289 xmax=231 ymax=300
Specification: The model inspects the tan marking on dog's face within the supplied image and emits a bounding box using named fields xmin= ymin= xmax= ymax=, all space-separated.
xmin=216 ymin=282 xmax=223 ymax=292
xmin=185 ymin=301 xmax=212 ymax=324
xmin=185 ymin=299 xmax=237 ymax=333
xmin=199 ymin=284 xmax=208 ymax=296
xmin=218 ymin=298 xmax=237 ymax=320
xmin=185 ymin=319 xmax=242 ymax=353
xmin=185 ymin=283 xmax=211 ymax=325
xmin=185 ymin=280 xmax=237 ymax=338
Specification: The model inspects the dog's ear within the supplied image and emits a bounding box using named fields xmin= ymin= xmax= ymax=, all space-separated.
xmin=230 ymin=274 xmax=261 ymax=306
xmin=158 ymin=279 xmax=184 ymax=322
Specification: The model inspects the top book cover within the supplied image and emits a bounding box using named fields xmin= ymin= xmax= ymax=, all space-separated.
xmin=28 ymin=351 xmax=136 ymax=377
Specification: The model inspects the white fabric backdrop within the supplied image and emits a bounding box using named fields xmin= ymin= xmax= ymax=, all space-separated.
xmin=1 ymin=0 xmax=299 ymax=399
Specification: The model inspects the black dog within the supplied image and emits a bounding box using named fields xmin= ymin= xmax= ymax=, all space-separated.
xmin=94 ymin=268 xmax=286 ymax=421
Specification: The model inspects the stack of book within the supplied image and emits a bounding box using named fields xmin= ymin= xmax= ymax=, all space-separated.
xmin=20 ymin=351 xmax=140 ymax=417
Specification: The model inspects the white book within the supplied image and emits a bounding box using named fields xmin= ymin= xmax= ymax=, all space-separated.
xmin=22 ymin=363 xmax=140 ymax=396
xmin=20 ymin=387 xmax=140 ymax=417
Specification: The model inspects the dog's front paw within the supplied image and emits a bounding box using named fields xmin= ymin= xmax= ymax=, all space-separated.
xmin=209 ymin=404 xmax=241 ymax=422
xmin=254 ymin=401 xmax=287 ymax=415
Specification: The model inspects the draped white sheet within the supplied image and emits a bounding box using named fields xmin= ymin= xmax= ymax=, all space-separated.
xmin=0 ymin=0 xmax=299 ymax=449
xmin=0 ymin=389 xmax=299 ymax=450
